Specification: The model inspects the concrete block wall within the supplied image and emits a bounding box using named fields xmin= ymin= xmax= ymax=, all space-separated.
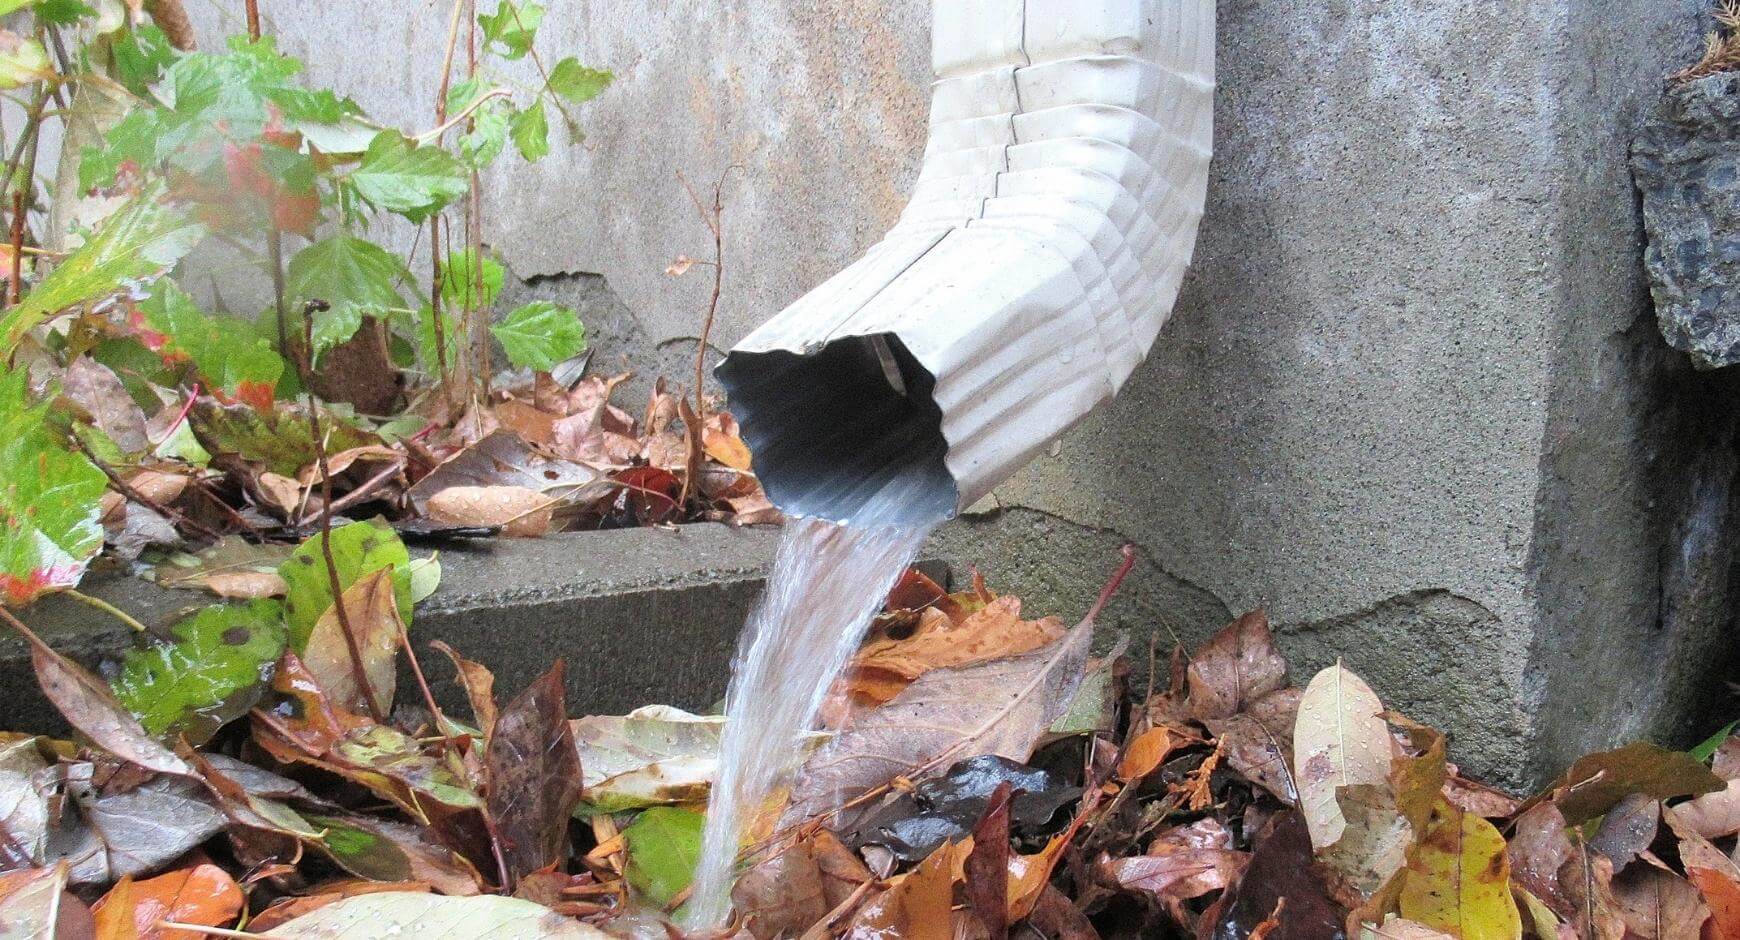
xmin=186 ymin=0 xmax=1740 ymax=786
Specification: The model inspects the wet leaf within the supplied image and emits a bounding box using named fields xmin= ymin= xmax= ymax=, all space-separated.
xmin=406 ymin=429 xmax=597 ymax=513
xmin=140 ymin=279 xmax=284 ymax=400
xmin=266 ymin=891 xmax=606 ymax=937
xmin=0 ymin=862 xmax=92 ymax=938
xmin=1101 ymin=847 xmax=1247 ymax=903
xmin=425 ymin=485 xmax=552 ymax=538
xmin=304 ymin=814 xmax=483 ymax=896
xmin=570 ymin=706 xmax=725 ymax=814
xmin=484 ymin=661 xmax=583 ymax=886
xmin=1293 ymin=663 xmax=1390 ymax=852
xmin=622 ymin=806 xmax=702 ymax=910
xmin=109 ymin=600 xmax=287 ymax=746
xmin=701 ymin=412 xmax=751 ymax=471
xmin=1587 ymin=793 xmax=1657 ymax=871
xmin=1204 ymin=687 xmax=1303 ymax=804
xmin=0 ymin=738 xmax=49 ymax=870
xmin=63 ymin=357 xmax=149 ymax=454
xmin=964 ymin=783 xmax=1012 ymax=940
xmin=1537 ymin=742 xmax=1722 ymax=826
xmin=1204 ymin=812 xmax=1345 ymax=940
xmin=64 ymin=766 xmax=226 ymax=883
xmin=847 ymin=756 xmax=1081 ymax=867
xmin=91 ymin=863 xmax=242 ymax=940
xmin=350 ymin=131 xmax=468 ymax=223
xmin=1187 ymin=610 xmax=1288 ymax=720
xmin=1663 ymin=805 xmax=1740 ymax=936
xmin=847 ymin=596 xmax=1065 ymax=705
xmin=188 ymin=400 xmax=379 ymax=478
xmin=153 ymin=538 xmax=293 ymax=596
xmin=788 ymin=622 xmax=1092 ymax=821
xmin=8 ymin=616 xmax=189 ymax=775
xmin=0 ymin=367 xmax=107 ymax=604
xmin=1396 ymin=797 xmax=1521 ymax=940
xmin=733 ymin=832 xmax=871 ymax=940
xmin=301 ymin=568 xmax=401 ymax=717
xmin=844 ymin=839 xmax=959 ymax=940
xmin=1672 ymin=736 xmax=1740 ymax=840
xmin=491 ymin=302 xmax=586 ymax=372
xmin=1116 ymin=726 xmax=1179 ymax=783
xmin=1506 ymin=803 xmax=1574 ymax=917
xmin=1610 ymin=864 xmax=1709 ymax=939
xmin=279 ymin=521 xmax=413 ymax=650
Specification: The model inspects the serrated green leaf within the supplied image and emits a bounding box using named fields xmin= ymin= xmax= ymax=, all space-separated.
xmin=267 ymin=86 xmax=355 ymax=125
xmin=439 ymin=248 xmax=504 ymax=311
xmin=479 ymin=1 xmax=542 ymax=60
xmin=79 ymin=107 xmax=165 ymax=192
xmin=509 ymin=99 xmax=549 ymax=161
xmin=351 ymin=131 xmax=468 ymax=223
xmin=187 ymin=399 xmax=380 ymax=477
xmin=0 ymin=367 xmax=106 ymax=604
xmin=110 ymin=24 xmax=176 ymax=95
xmin=547 ymin=58 xmax=612 ymax=104
xmin=287 ymin=235 xmax=409 ymax=345
xmin=32 ymin=0 xmax=94 ymax=24
xmin=110 ymin=600 xmax=287 ymax=745
xmin=279 ymin=521 xmax=413 ymax=650
xmin=622 ymin=806 xmax=703 ymax=911
xmin=1 ymin=184 xmax=204 ymax=354
xmin=0 ymin=1 xmax=33 ymax=16
xmin=0 ymin=31 xmax=51 ymax=89
xmin=458 ymin=99 xmax=510 ymax=169
xmin=141 ymin=279 xmax=284 ymax=400
xmin=490 ymin=301 xmax=585 ymax=371
xmin=444 ymin=76 xmax=488 ymax=118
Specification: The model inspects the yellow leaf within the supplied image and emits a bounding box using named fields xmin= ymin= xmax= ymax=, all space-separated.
xmin=1397 ymin=797 xmax=1521 ymax=940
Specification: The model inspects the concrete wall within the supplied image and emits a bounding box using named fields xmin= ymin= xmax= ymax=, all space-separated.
xmin=189 ymin=1 xmax=1740 ymax=785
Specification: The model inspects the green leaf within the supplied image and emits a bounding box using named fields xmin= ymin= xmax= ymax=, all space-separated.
xmin=622 ymin=806 xmax=703 ymax=910
xmin=478 ymin=1 xmax=543 ymax=60
xmin=140 ymin=279 xmax=284 ymax=400
xmin=439 ymin=248 xmax=504 ymax=311
xmin=509 ymin=99 xmax=549 ymax=162
xmin=110 ymin=601 xmax=288 ymax=746
xmin=0 ymin=31 xmax=51 ymax=89
xmin=415 ymin=305 xmax=460 ymax=374
xmin=32 ymin=0 xmax=94 ymax=24
xmin=110 ymin=25 xmax=177 ymax=95
xmin=1 ymin=185 xmax=204 ymax=354
xmin=0 ymin=367 xmax=106 ymax=604
xmin=79 ymin=105 xmax=167 ymax=192
xmin=458 ymin=99 xmax=510 ymax=170
xmin=444 ymin=76 xmax=488 ymax=117
xmin=267 ymin=86 xmax=355 ymax=125
xmin=490 ymin=301 xmax=586 ymax=371
xmin=287 ymin=235 xmax=409 ymax=351
xmin=407 ymin=554 xmax=441 ymax=604
xmin=1695 ymin=722 xmax=1739 ymax=763
xmin=547 ymin=58 xmax=612 ymax=104
xmin=0 ymin=1 xmax=33 ymax=16
xmin=350 ymin=131 xmax=469 ymax=223
xmin=279 ymin=521 xmax=413 ymax=650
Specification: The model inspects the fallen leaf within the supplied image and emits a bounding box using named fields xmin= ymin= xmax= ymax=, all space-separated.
xmin=426 ymin=485 xmax=553 ymax=538
xmin=1203 ymin=813 xmax=1345 ymax=940
xmin=1292 ymin=663 xmax=1389 ymax=851
xmin=1535 ymin=742 xmax=1722 ymax=826
xmin=1187 ymin=610 xmax=1287 ymax=721
xmin=153 ymin=538 xmax=293 ymax=597
xmin=787 ymin=623 xmax=1092 ymax=821
xmin=1588 ymin=793 xmax=1657 ymax=872
xmin=248 ymin=881 xmax=435 ymax=932
xmin=848 ymin=596 xmax=1065 ymax=705
xmin=1507 ymin=803 xmax=1574 ymax=918
xmin=1611 ymin=863 xmax=1709 ymax=939
xmin=279 ymin=520 xmax=414 ymax=649
xmin=484 ymin=661 xmax=584 ymax=886
xmin=1557 ymin=847 xmax=1626 ymax=940
xmin=303 ymin=814 xmax=483 ymax=896
xmin=0 ymin=862 xmax=93 ymax=939
xmin=301 ymin=569 xmax=401 ymax=717
xmin=64 ymin=357 xmax=149 ymax=454
xmin=702 ymin=411 xmax=752 ymax=470
xmin=91 ymin=863 xmax=242 ymax=940
xmin=733 ymin=830 xmax=870 ymax=940
xmin=843 ymin=840 xmax=960 ymax=940
xmin=0 ymin=739 xmax=48 ymax=870
xmin=200 ymin=569 xmax=287 ymax=599
xmin=64 ymin=765 xmax=226 ymax=883
xmin=1101 ymin=847 xmax=1247 ymax=902
xmin=621 ymin=806 xmax=702 ymax=910
xmin=570 ymin=706 xmax=724 ymax=814
xmin=1396 ymin=797 xmax=1521 ymax=940
xmin=493 ymin=399 xmax=557 ymax=447
xmin=109 ymin=600 xmax=288 ymax=746
xmin=1663 ymin=805 xmax=1740 ymax=937
xmin=406 ymin=429 xmax=597 ymax=513
xmin=189 ymin=400 xmax=379 ymax=478
xmin=1204 ymin=687 xmax=1303 ymax=805
xmin=266 ymin=891 xmax=607 ymax=937
xmin=433 ymin=641 xmax=498 ymax=738
xmin=1674 ymin=736 xmax=1740 ymax=840
xmin=1025 ymin=885 xmax=1099 ymax=940
xmin=256 ymin=471 xmax=305 ymax=516
xmin=1324 ymin=783 xmax=1412 ymax=901
xmin=1362 ymin=918 xmax=1455 ymax=938
xmin=964 ymin=783 xmax=1012 ymax=940
xmin=1116 ymin=727 xmax=1179 ymax=783
xmin=5 ymin=616 xmax=190 ymax=776
xmin=847 ymin=756 xmax=1078 ymax=867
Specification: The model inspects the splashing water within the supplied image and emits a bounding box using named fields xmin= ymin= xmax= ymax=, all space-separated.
xmin=686 ymin=489 xmax=935 ymax=927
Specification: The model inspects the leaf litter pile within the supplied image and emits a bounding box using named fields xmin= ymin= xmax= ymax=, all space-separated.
xmin=4 ymin=542 xmax=1740 ymax=939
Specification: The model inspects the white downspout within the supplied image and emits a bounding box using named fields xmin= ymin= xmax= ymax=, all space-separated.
xmin=717 ymin=0 xmax=1216 ymax=525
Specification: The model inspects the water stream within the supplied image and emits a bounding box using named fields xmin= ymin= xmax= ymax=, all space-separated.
xmin=686 ymin=488 xmax=936 ymax=927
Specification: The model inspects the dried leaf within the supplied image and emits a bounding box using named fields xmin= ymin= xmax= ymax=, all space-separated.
xmin=0 ymin=738 xmax=48 ymax=870
xmin=426 ymin=485 xmax=553 ymax=538
xmin=91 ymin=863 xmax=242 ymax=940
xmin=200 ymin=569 xmax=287 ymax=599
xmin=844 ymin=840 xmax=960 ymax=940
xmin=964 ymin=783 xmax=1012 ymax=940
xmin=1116 ymin=727 xmax=1179 ymax=783
xmin=301 ymin=568 xmax=401 ymax=717
xmin=847 ymin=596 xmax=1065 ymax=705
xmin=1673 ymin=737 xmax=1740 ymax=840
xmin=569 ymin=706 xmax=725 ymax=814
xmin=1101 ymin=847 xmax=1247 ymax=902
xmin=64 ymin=357 xmax=149 ymax=454
xmin=1205 ymin=687 xmax=1302 ymax=805
xmin=702 ymin=412 xmax=752 ymax=470
xmin=1187 ymin=610 xmax=1287 ymax=720
xmin=484 ymin=661 xmax=584 ymax=886
xmin=1611 ymin=864 xmax=1709 ymax=939
xmin=1537 ymin=742 xmax=1722 ymax=825
xmin=1396 ymin=797 xmax=1522 ymax=940
xmin=1292 ymin=663 xmax=1389 ymax=852
xmin=1557 ymin=848 xmax=1626 ymax=940
xmin=0 ymin=863 xmax=92 ymax=938
xmin=265 ymin=892 xmax=607 ymax=937
xmin=406 ymin=429 xmax=597 ymax=512
xmin=788 ymin=623 xmax=1091 ymax=823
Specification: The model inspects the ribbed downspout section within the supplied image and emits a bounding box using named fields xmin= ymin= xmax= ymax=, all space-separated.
xmin=718 ymin=0 xmax=1215 ymax=525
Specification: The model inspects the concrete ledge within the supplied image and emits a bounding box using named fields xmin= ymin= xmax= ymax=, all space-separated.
xmin=1 ymin=525 xmax=948 ymax=733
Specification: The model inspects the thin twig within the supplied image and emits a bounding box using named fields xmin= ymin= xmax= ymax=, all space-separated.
xmin=675 ymin=167 xmax=736 ymax=508
xmin=244 ymin=0 xmax=261 ymax=39
xmin=429 ymin=0 xmax=469 ymax=402
xmin=413 ymin=87 xmax=511 ymax=144
xmin=62 ymin=589 xmax=148 ymax=633
xmin=70 ymin=434 xmax=229 ymax=543
xmin=298 ymin=306 xmax=387 ymax=723
xmin=504 ymin=3 xmax=578 ymax=128
xmin=304 ymin=458 xmax=405 ymax=524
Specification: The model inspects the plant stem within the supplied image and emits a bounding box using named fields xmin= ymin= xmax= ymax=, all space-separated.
xmin=298 ymin=306 xmax=388 ymax=723
xmin=675 ymin=168 xmax=733 ymax=508
xmin=244 ymin=0 xmax=261 ymax=40
xmin=63 ymin=589 xmax=148 ymax=633
xmin=430 ymin=0 xmax=467 ymax=404
xmin=268 ymin=229 xmax=289 ymax=358
xmin=70 ymin=432 xmax=229 ymax=543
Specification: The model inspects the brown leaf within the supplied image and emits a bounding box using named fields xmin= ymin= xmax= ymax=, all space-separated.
xmin=4 ymin=615 xmax=190 ymax=776
xmin=126 ymin=470 xmax=190 ymax=507
xmin=301 ymin=568 xmax=401 ymax=717
xmin=1100 ymin=848 xmax=1247 ymax=902
xmin=787 ymin=623 xmax=1092 ymax=822
xmin=1684 ymin=866 xmax=1740 ymax=939
xmin=964 ymin=783 xmax=1012 ymax=940
xmin=1025 ymin=885 xmax=1098 ymax=940
xmin=425 ymin=485 xmax=553 ymax=538
xmin=1204 ymin=688 xmax=1302 ymax=805
xmin=732 ymin=842 xmax=830 ymax=940
xmin=0 ymin=862 xmax=95 ymax=939
xmin=200 ymin=569 xmax=287 ymax=599
xmin=1535 ymin=742 xmax=1723 ymax=825
xmin=1441 ymin=771 xmax=1520 ymax=819
xmin=843 ymin=841 xmax=960 ymax=940
xmin=1203 ymin=813 xmax=1345 ymax=940
xmin=64 ymin=357 xmax=149 ymax=454
xmin=703 ymin=411 xmax=752 ymax=470
xmin=432 ymin=641 xmax=497 ymax=737
xmin=305 ymin=316 xmax=402 ymax=415
xmin=406 ymin=429 xmax=597 ymax=512
xmin=493 ymin=400 xmax=557 ymax=447
xmin=1116 ymin=727 xmax=1179 ymax=783
xmin=1611 ymin=864 xmax=1710 ymax=939
xmin=1186 ymin=610 xmax=1287 ymax=721
xmin=1557 ymin=848 xmax=1626 ymax=940
xmin=847 ymin=596 xmax=1065 ymax=705
xmin=1588 ymin=793 xmax=1658 ymax=872
xmin=485 ymin=661 xmax=585 ymax=887
xmin=665 ymin=255 xmax=698 ymax=277
xmin=256 ymin=472 xmax=305 ymax=516
xmin=1674 ymin=737 xmax=1740 ymax=840
xmin=1508 ymin=803 xmax=1575 ymax=917
xmin=91 ymin=863 xmax=243 ymax=940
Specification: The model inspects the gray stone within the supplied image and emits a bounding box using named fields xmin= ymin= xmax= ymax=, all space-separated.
xmin=0 ymin=525 xmax=945 ymax=734
xmin=1634 ymin=72 xmax=1740 ymax=369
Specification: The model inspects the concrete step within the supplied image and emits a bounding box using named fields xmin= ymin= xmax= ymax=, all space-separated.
xmin=1 ymin=524 xmax=949 ymax=734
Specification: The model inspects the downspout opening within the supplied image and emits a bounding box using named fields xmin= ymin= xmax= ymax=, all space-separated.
xmin=716 ymin=334 xmax=957 ymax=527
